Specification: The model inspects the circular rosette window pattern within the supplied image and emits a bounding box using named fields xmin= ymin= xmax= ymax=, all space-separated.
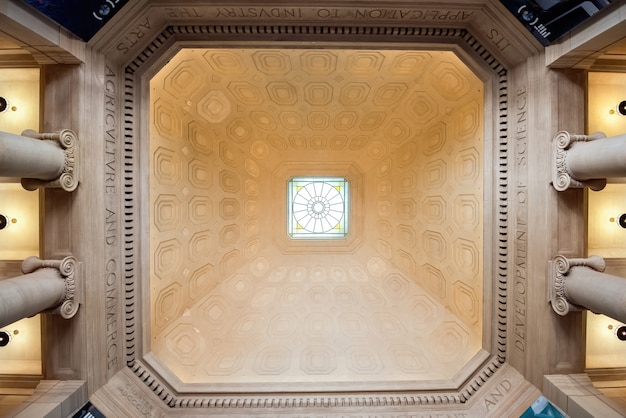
xmin=289 ymin=178 xmax=348 ymax=238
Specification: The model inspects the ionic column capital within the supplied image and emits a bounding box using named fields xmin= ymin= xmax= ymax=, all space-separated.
xmin=548 ymin=255 xmax=605 ymax=316
xmin=20 ymin=129 xmax=79 ymax=192
xmin=551 ymin=131 xmax=607 ymax=191
xmin=21 ymin=255 xmax=80 ymax=319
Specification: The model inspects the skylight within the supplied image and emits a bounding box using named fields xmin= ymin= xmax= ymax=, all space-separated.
xmin=288 ymin=177 xmax=348 ymax=239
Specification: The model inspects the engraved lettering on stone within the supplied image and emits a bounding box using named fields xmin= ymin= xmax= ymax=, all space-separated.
xmin=212 ymin=7 xmax=473 ymax=21
xmin=105 ymin=65 xmax=117 ymax=195
xmin=514 ymin=86 xmax=528 ymax=353
xmin=215 ymin=7 xmax=302 ymax=18
xmin=484 ymin=379 xmax=512 ymax=410
xmin=117 ymin=384 xmax=153 ymax=416
xmin=104 ymin=64 xmax=120 ymax=374
xmin=164 ymin=7 xmax=203 ymax=18
xmin=116 ymin=17 xmax=151 ymax=55
xmin=105 ymin=257 xmax=117 ymax=370
xmin=487 ymin=28 xmax=511 ymax=51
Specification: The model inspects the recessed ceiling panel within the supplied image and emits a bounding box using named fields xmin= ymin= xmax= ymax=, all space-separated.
xmin=149 ymin=48 xmax=483 ymax=388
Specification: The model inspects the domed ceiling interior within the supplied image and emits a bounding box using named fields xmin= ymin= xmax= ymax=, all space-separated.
xmin=149 ymin=48 xmax=484 ymax=389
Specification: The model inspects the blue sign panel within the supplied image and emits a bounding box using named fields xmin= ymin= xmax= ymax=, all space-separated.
xmin=71 ymin=401 xmax=106 ymax=418
xmin=20 ymin=0 xmax=129 ymax=41
xmin=499 ymin=0 xmax=614 ymax=45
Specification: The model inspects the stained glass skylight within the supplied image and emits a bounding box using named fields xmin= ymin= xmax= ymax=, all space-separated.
xmin=288 ymin=177 xmax=348 ymax=239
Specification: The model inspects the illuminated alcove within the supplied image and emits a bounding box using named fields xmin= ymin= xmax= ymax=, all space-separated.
xmin=0 ymin=68 xmax=41 ymax=378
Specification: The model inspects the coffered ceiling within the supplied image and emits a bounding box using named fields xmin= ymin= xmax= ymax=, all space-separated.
xmin=149 ymin=48 xmax=484 ymax=390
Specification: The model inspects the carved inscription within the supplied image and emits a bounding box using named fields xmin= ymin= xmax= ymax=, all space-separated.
xmin=105 ymin=256 xmax=118 ymax=370
xmin=116 ymin=17 xmax=151 ymax=54
xmin=104 ymin=65 xmax=120 ymax=373
xmin=115 ymin=7 xmax=473 ymax=55
xmin=352 ymin=9 xmax=472 ymax=20
xmin=215 ymin=7 xmax=302 ymax=18
xmin=486 ymin=28 xmax=511 ymax=52
xmin=117 ymin=384 xmax=154 ymax=416
xmin=105 ymin=66 xmax=116 ymax=195
xmin=484 ymin=379 xmax=512 ymax=411
xmin=164 ymin=7 xmax=202 ymax=18
xmin=514 ymin=86 xmax=528 ymax=354
xmin=213 ymin=7 xmax=473 ymax=21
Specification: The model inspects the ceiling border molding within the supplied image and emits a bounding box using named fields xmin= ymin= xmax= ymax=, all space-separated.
xmin=119 ymin=24 xmax=510 ymax=410
xmin=124 ymin=25 xmax=508 ymax=76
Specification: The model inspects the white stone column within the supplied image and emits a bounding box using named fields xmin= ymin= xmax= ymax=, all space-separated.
xmin=0 ymin=129 xmax=78 ymax=191
xmin=549 ymin=255 xmax=626 ymax=323
xmin=0 ymin=256 xmax=79 ymax=328
xmin=551 ymin=130 xmax=626 ymax=191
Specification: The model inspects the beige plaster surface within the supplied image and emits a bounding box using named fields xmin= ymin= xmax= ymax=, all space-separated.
xmin=149 ymin=48 xmax=483 ymax=385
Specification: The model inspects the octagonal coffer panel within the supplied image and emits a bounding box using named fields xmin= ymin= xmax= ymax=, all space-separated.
xmin=149 ymin=48 xmax=483 ymax=386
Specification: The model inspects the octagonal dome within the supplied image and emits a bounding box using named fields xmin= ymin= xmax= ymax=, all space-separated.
xmin=149 ymin=48 xmax=484 ymax=390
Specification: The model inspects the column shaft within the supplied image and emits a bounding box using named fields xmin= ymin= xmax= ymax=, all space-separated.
xmin=566 ymin=266 xmax=626 ymax=324
xmin=567 ymin=134 xmax=626 ymax=180
xmin=0 ymin=131 xmax=65 ymax=179
xmin=0 ymin=268 xmax=66 ymax=328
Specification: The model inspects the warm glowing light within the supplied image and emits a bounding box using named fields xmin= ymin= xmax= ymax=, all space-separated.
xmin=608 ymin=213 xmax=626 ymax=228
xmin=608 ymin=101 xmax=626 ymax=116
xmin=588 ymin=73 xmax=626 ymax=138
xmin=586 ymin=313 xmax=626 ymax=368
xmin=0 ymin=97 xmax=15 ymax=112
xmin=0 ymin=214 xmax=17 ymax=230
